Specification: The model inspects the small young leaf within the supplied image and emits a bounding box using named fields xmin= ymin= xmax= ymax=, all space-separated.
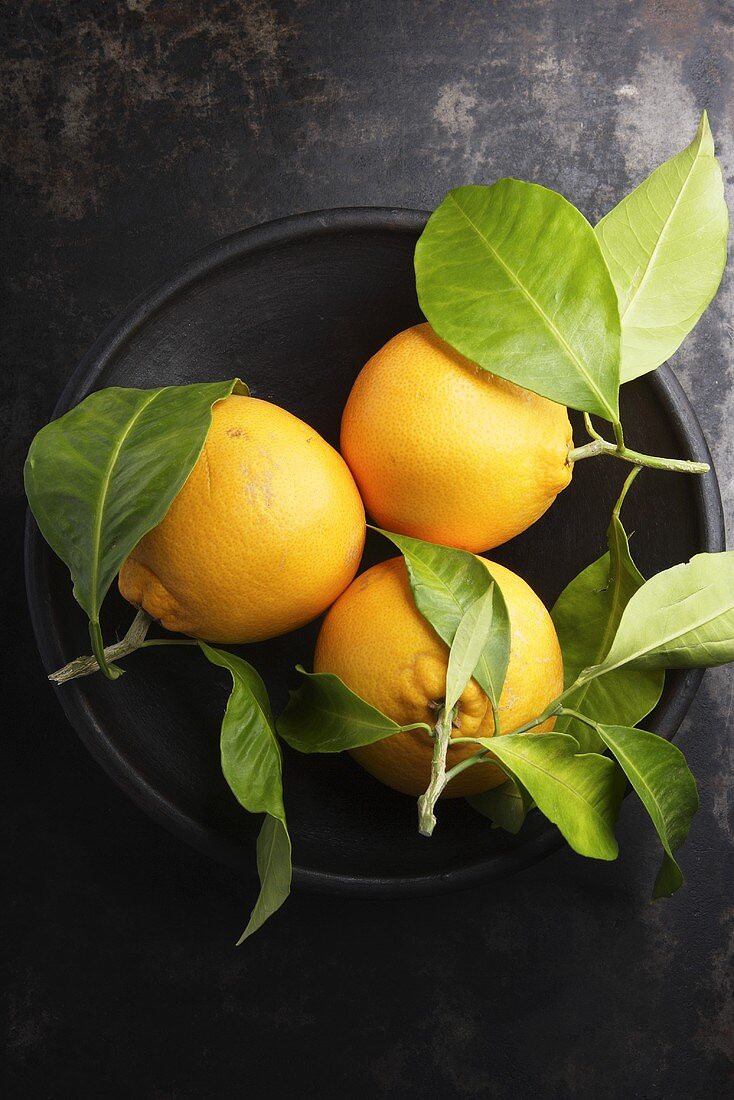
xmin=552 ymin=512 xmax=664 ymax=747
xmin=24 ymin=378 xmax=247 ymax=671
xmin=466 ymin=778 xmax=534 ymax=834
xmin=596 ymin=724 xmax=699 ymax=899
xmin=596 ymin=112 xmax=728 ymax=382
xmin=592 ymin=551 xmax=734 ymax=674
xmin=415 ymin=180 xmax=621 ymax=420
xmin=374 ymin=529 xmax=510 ymax=708
xmin=199 ymin=643 xmax=291 ymax=941
xmin=277 ymin=667 xmax=432 ymax=753
xmin=469 ymin=733 xmax=625 ymax=860
xmin=445 ymin=585 xmax=496 ymax=712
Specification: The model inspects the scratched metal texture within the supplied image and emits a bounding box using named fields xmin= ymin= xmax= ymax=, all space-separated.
xmin=2 ymin=2 xmax=732 ymax=1097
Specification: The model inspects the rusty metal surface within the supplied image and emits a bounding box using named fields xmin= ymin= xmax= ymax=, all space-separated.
xmin=2 ymin=2 xmax=732 ymax=1096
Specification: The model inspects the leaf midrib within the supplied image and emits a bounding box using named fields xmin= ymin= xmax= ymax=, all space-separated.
xmin=618 ymin=136 xmax=705 ymax=325
xmin=446 ymin=586 xmax=495 ymax=710
xmin=387 ymin=536 xmax=510 ymax=709
xmin=602 ymin=588 xmax=734 ymax=673
xmin=415 ymin=557 xmax=502 ymax=703
xmin=206 ymin=645 xmax=284 ymax=815
xmin=488 ymin=740 xmax=613 ymax=830
xmin=258 ymin=816 xmax=288 ymax=894
xmin=231 ymin=671 xmax=279 ymax=755
xmin=379 ymin=533 xmax=490 ymax=625
xmin=567 ymin=536 xmax=631 ymax=713
xmin=599 ymin=735 xmax=672 ymax=853
xmin=89 ymin=388 xmax=162 ymax=614
xmin=449 ymin=193 xmax=614 ymax=418
xmin=411 ymin=557 xmax=479 ymax=622
xmin=308 ymin=705 xmax=400 ymax=735
xmin=240 ymin=816 xmax=290 ymax=941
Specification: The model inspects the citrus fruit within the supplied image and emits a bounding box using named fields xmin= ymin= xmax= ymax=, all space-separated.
xmin=119 ymin=395 xmax=365 ymax=643
xmin=340 ymin=323 xmax=574 ymax=552
xmin=313 ymin=555 xmax=564 ymax=797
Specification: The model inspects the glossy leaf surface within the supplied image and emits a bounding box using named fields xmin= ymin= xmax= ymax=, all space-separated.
xmin=374 ymin=529 xmax=510 ymax=709
xmin=24 ymin=378 xmax=247 ymax=624
xmin=593 ymin=552 xmax=734 ymax=673
xmin=277 ymin=667 xmax=432 ymax=753
xmin=552 ymin=512 xmax=664 ymax=747
xmin=239 ymin=815 xmax=292 ymax=944
xmin=470 ymin=733 xmax=625 ymax=860
xmin=415 ymin=181 xmax=620 ymax=419
xmin=597 ymin=724 xmax=698 ymax=899
xmin=199 ymin=644 xmax=291 ymax=942
xmin=445 ymin=585 xmax=497 ymax=712
xmin=596 ymin=112 xmax=728 ymax=382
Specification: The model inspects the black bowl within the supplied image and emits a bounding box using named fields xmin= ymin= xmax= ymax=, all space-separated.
xmin=25 ymin=209 xmax=725 ymax=897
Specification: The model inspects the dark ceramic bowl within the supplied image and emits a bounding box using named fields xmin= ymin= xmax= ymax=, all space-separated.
xmin=25 ymin=209 xmax=725 ymax=897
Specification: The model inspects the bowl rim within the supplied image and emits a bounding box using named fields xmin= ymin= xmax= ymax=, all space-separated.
xmin=24 ymin=206 xmax=726 ymax=898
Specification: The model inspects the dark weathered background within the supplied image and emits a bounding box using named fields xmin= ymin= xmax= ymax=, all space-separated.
xmin=2 ymin=2 xmax=733 ymax=1096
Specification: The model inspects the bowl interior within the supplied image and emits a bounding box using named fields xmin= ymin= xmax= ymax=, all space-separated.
xmin=26 ymin=211 xmax=722 ymax=895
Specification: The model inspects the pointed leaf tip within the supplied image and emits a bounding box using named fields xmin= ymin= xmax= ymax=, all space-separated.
xmin=416 ymin=180 xmax=621 ymax=420
xmin=696 ymin=109 xmax=714 ymax=155
xmin=595 ymin=113 xmax=727 ymax=381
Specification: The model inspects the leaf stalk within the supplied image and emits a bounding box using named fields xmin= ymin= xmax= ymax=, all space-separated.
xmin=53 ymin=610 xmax=154 ymax=683
xmin=613 ymin=465 xmax=642 ymax=516
xmin=558 ymin=707 xmax=602 ymax=732
xmin=567 ymin=435 xmax=708 ymax=475
xmin=88 ymin=618 xmax=124 ymax=680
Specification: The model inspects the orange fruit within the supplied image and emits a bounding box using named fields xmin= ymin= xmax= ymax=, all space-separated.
xmin=340 ymin=323 xmax=574 ymax=552
xmin=119 ymin=395 xmax=365 ymax=643
xmin=314 ymin=555 xmax=564 ymax=797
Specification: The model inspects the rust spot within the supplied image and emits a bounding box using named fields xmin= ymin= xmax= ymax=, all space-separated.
xmin=0 ymin=0 xmax=293 ymax=220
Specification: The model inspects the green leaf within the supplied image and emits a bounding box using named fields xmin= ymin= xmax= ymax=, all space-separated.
xmin=466 ymin=778 xmax=534 ymax=834
xmin=445 ymin=584 xmax=496 ymax=712
xmin=201 ymin=643 xmax=282 ymax=816
xmin=552 ymin=513 xmax=664 ymax=748
xmin=415 ymin=180 xmax=621 ymax=420
xmin=238 ymin=815 xmax=292 ymax=944
xmin=596 ymin=724 xmax=699 ymax=899
xmin=277 ymin=667 xmax=432 ymax=753
xmin=469 ymin=733 xmax=625 ymax=860
xmin=596 ymin=112 xmax=728 ymax=382
xmin=374 ymin=529 xmax=510 ymax=708
xmin=592 ymin=551 xmax=734 ymax=674
xmin=198 ymin=643 xmax=291 ymax=942
xmin=24 ymin=378 xmax=247 ymax=673
xmin=374 ymin=528 xmax=491 ymax=640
